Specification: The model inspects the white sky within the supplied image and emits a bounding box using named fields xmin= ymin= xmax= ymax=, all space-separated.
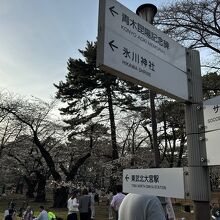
xmin=0 ymin=0 xmax=179 ymax=100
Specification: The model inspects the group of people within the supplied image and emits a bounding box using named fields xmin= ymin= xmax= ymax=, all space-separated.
xmin=110 ymin=188 xmax=220 ymax=220
xmin=4 ymin=186 xmax=220 ymax=220
xmin=66 ymin=185 xmax=176 ymax=220
xmin=4 ymin=202 xmax=56 ymax=220
xmin=3 ymin=186 xmax=178 ymax=220
xmin=4 ymin=202 xmax=16 ymax=220
xmin=108 ymin=185 xmax=167 ymax=220
xmin=67 ymin=188 xmax=95 ymax=220
xmin=109 ymin=185 xmax=176 ymax=220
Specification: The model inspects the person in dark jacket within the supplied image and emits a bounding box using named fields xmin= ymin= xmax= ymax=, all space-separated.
xmin=5 ymin=209 xmax=15 ymax=220
xmin=78 ymin=189 xmax=91 ymax=220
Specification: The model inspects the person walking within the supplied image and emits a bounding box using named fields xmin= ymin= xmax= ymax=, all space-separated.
xmin=47 ymin=211 xmax=56 ymax=220
xmin=211 ymin=203 xmax=220 ymax=220
xmin=22 ymin=206 xmax=33 ymax=220
xmin=110 ymin=185 xmax=125 ymax=220
xmin=67 ymin=191 xmax=79 ymax=220
xmin=88 ymin=189 xmax=95 ymax=219
xmin=78 ymin=189 xmax=91 ymax=220
xmin=34 ymin=206 xmax=48 ymax=220
xmin=5 ymin=209 xmax=16 ymax=220
xmin=118 ymin=193 xmax=166 ymax=220
xmin=4 ymin=201 xmax=16 ymax=220
xmin=106 ymin=190 xmax=113 ymax=219
xmin=164 ymin=197 xmax=176 ymax=220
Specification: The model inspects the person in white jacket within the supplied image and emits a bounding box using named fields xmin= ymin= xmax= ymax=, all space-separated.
xmin=34 ymin=206 xmax=48 ymax=220
xmin=88 ymin=189 xmax=95 ymax=219
xmin=67 ymin=192 xmax=79 ymax=220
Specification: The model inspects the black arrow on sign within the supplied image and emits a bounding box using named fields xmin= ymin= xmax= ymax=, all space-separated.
xmin=109 ymin=40 xmax=118 ymax=51
xmin=109 ymin=6 xmax=118 ymax=17
xmin=125 ymin=174 xmax=130 ymax=181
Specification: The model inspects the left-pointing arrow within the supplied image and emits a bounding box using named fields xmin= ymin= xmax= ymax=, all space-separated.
xmin=109 ymin=6 xmax=118 ymax=17
xmin=109 ymin=40 xmax=118 ymax=52
xmin=125 ymin=174 xmax=130 ymax=181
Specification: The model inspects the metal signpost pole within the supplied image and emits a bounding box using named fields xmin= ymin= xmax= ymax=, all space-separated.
xmin=97 ymin=1 xmax=211 ymax=218
xmin=136 ymin=4 xmax=160 ymax=168
xmin=185 ymin=49 xmax=210 ymax=219
xmin=136 ymin=4 xmax=211 ymax=219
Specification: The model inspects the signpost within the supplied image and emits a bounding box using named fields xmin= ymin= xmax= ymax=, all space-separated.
xmin=203 ymin=96 xmax=220 ymax=165
xmin=123 ymin=168 xmax=186 ymax=199
xmin=97 ymin=0 xmax=188 ymax=101
xmin=97 ymin=0 xmax=211 ymax=218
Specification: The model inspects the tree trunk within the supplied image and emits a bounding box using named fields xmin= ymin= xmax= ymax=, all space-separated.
xmin=35 ymin=173 xmax=46 ymax=202
xmin=16 ymin=178 xmax=24 ymax=194
xmin=142 ymin=125 xmax=153 ymax=150
xmin=162 ymin=111 xmax=168 ymax=161
xmin=33 ymin=131 xmax=61 ymax=181
xmin=66 ymin=153 xmax=91 ymax=181
xmin=169 ymin=128 xmax=176 ymax=168
xmin=24 ymin=176 xmax=36 ymax=198
xmin=177 ymin=130 xmax=186 ymax=167
xmin=106 ymin=84 xmax=118 ymax=160
xmin=53 ymin=186 xmax=69 ymax=208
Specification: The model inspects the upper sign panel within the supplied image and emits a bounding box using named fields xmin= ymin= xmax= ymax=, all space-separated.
xmin=105 ymin=1 xmax=187 ymax=72
xmin=97 ymin=0 xmax=188 ymax=101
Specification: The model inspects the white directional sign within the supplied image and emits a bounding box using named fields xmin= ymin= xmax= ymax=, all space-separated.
xmin=123 ymin=168 xmax=185 ymax=199
xmin=203 ymin=104 xmax=220 ymax=132
xmin=203 ymin=96 xmax=220 ymax=165
xmin=204 ymin=95 xmax=220 ymax=105
xmin=97 ymin=0 xmax=188 ymax=101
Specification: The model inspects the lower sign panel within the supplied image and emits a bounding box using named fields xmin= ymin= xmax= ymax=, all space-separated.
xmin=123 ymin=168 xmax=185 ymax=199
xmin=97 ymin=30 xmax=188 ymax=101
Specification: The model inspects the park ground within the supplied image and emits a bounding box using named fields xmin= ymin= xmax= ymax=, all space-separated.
xmin=4 ymin=191 xmax=220 ymax=219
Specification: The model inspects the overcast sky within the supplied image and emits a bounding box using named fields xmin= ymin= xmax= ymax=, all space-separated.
xmin=0 ymin=0 xmax=174 ymax=100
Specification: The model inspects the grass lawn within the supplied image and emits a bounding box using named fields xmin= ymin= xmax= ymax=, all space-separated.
xmin=0 ymin=192 xmax=195 ymax=220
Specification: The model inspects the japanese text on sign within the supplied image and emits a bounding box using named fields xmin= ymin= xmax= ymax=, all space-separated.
xmin=121 ymin=46 xmax=156 ymax=77
xmin=123 ymin=47 xmax=155 ymax=72
xmin=121 ymin=13 xmax=169 ymax=50
xmin=131 ymin=174 xmax=159 ymax=183
xmin=206 ymin=105 xmax=220 ymax=124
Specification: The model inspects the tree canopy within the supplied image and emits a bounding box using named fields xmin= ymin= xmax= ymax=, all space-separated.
xmin=156 ymin=0 xmax=220 ymax=71
xmin=55 ymin=41 xmax=147 ymax=160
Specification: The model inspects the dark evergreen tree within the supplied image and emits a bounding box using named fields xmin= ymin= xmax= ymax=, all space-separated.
xmin=55 ymin=41 xmax=146 ymax=160
xmin=157 ymin=100 xmax=186 ymax=167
